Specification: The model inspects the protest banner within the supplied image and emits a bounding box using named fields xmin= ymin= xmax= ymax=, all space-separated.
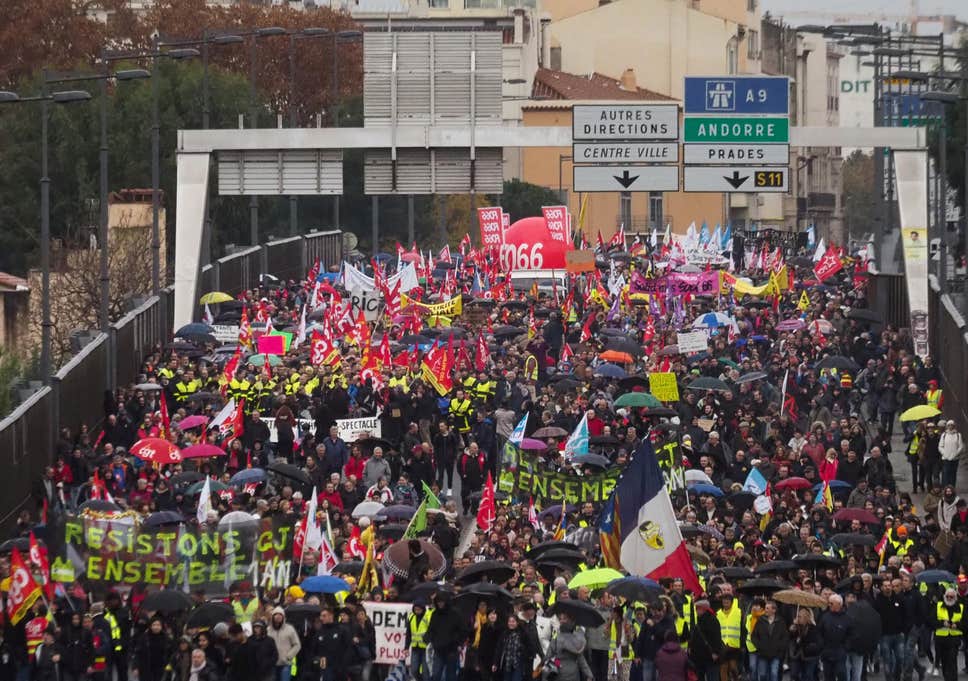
xmin=654 ymin=437 xmax=686 ymax=491
xmin=565 ymin=250 xmax=596 ymax=274
xmin=542 ymin=206 xmax=570 ymax=245
xmin=343 ymin=262 xmax=420 ymax=294
xmin=400 ymin=294 xmax=463 ymax=318
xmin=211 ymin=325 xmax=240 ymax=343
xmin=52 ymin=515 xmax=294 ymax=595
xmin=362 ymin=601 xmax=412 ymax=664
xmin=675 ymin=331 xmax=709 ymax=355
xmin=335 ymin=416 xmax=382 ymax=442
xmin=350 ymin=289 xmax=384 ymax=322
xmin=478 ymin=207 xmax=505 ymax=249
xmin=630 ymin=271 xmax=720 ymax=296
xmin=648 ymin=372 xmax=680 ymax=402
xmin=499 ymin=444 xmax=620 ymax=504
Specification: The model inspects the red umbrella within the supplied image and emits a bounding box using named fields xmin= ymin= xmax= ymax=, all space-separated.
xmin=180 ymin=444 xmax=226 ymax=459
xmin=833 ymin=508 xmax=880 ymax=525
xmin=774 ymin=477 xmax=812 ymax=491
xmin=177 ymin=415 xmax=209 ymax=430
xmin=131 ymin=438 xmax=183 ymax=465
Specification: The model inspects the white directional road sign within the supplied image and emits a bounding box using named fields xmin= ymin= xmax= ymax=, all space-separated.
xmin=683 ymin=144 xmax=789 ymax=165
xmin=574 ymin=165 xmax=680 ymax=193
xmin=683 ymin=166 xmax=788 ymax=193
xmin=573 ymin=142 xmax=679 ymax=163
xmin=572 ymin=105 xmax=679 ymax=141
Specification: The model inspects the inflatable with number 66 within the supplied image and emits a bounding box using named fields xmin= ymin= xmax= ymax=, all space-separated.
xmin=499 ymin=216 xmax=573 ymax=271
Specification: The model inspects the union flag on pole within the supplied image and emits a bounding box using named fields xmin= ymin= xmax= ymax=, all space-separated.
xmin=7 ymin=548 xmax=41 ymax=625
xmin=814 ymin=246 xmax=844 ymax=282
xmin=28 ymin=532 xmax=53 ymax=600
xmin=477 ymin=472 xmax=496 ymax=531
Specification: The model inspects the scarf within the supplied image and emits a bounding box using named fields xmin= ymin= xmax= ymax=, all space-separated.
xmin=189 ymin=660 xmax=206 ymax=681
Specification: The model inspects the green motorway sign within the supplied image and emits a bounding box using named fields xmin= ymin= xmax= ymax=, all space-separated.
xmin=684 ymin=117 xmax=789 ymax=143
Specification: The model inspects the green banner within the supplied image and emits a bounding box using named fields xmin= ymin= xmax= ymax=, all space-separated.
xmin=52 ymin=514 xmax=294 ymax=596
xmin=499 ymin=444 xmax=620 ymax=504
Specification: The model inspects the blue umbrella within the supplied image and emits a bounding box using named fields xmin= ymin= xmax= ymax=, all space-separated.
xmin=175 ymin=323 xmax=215 ymax=338
xmin=230 ymin=468 xmax=267 ymax=486
xmin=916 ymin=569 xmax=957 ymax=585
xmin=595 ymin=363 xmax=627 ymax=379
xmin=813 ymin=481 xmax=851 ymax=493
xmin=300 ymin=575 xmax=352 ymax=594
xmin=688 ymin=483 xmax=724 ymax=498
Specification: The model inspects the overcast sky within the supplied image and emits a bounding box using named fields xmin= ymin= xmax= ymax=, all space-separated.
xmin=764 ymin=0 xmax=966 ymax=21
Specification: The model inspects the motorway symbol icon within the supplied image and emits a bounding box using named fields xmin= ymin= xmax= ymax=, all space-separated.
xmin=706 ymin=81 xmax=735 ymax=111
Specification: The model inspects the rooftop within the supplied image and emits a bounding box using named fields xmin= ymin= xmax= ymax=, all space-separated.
xmin=531 ymin=67 xmax=675 ymax=102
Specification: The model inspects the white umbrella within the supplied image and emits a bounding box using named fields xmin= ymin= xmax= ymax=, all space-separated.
xmin=685 ymin=470 xmax=714 ymax=485
xmin=352 ymin=501 xmax=385 ymax=518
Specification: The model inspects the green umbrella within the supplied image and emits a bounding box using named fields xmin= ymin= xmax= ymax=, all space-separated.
xmin=717 ymin=358 xmax=740 ymax=369
xmin=246 ymin=354 xmax=284 ymax=367
xmin=186 ymin=480 xmax=231 ymax=495
xmin=614 ymin=392 xmax=662 ymax=408
xmin=567 ymin=567 xmax=625 ymax=590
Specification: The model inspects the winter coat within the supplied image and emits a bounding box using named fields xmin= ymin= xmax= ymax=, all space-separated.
xmin=688 ymin=611 xmax=723 ymax=670
xmin=750 ymin=617 xmax=789 ymax=660
xmin=788 ymin=623 xmax=821 ymax=661
xmin=548 ymin=626 xmax=590 ymax=681
xmin=654 ymin=641 xmax=690 ymax=681
xmin=426 ymin=603 xmax=467 ymax=657
xmin=134 ymin=632 xmax=172 ymax=681
xmin=817 ymin=610 xmax=852 ymax=662
xmin=59 ymin=624 xmax=94 ymax=675
xmin=362 ymin=457 xmax=392 ymax=488
xmin=267 ymin=608 xmax=302 ymax=666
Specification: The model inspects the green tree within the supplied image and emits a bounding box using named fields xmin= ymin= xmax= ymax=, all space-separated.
xmin=497 ymin=179 xmax=562 ymax=223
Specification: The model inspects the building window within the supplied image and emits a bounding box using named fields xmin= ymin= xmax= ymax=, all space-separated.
xmin=428 ymin=0 xmax=449 ymax=7
xmin=747 ymin=30 xmax=759 ymax=60
xmin=727 ymin=41 xmax=738 ymax=75
xmin=550 ymin=46 xmax=561 ymax=71
xmin=649 ymin=192 xmax=663 ymax=229
xmin=620 ymin=192 xmax=632 ymax=230
xmin=747 ymin=0 xmax=756 ymax=10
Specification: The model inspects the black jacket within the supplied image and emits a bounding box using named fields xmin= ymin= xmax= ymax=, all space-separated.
xmin=59 ymin=624 xmax=93 ymax=675
xmin=308 ymin=623 xmax=350 ymax=674
xmin=750 ymin=617 xmax=789 ymax=660
xmin=426 ymin=604 xmax=467 ymax=657
xmin=134 ymin=632 xmax=172 ymax=681
xmin=874 ymin=593 xmax=906 ymax=636
xmin=31 ymin=642 xmax=63 ymax=681
xmin=235 ymin=634 xmax=277 ymax=681
xmin=817 ymin=610 xmax=852 ymax=661
xmin=688 ymin=611 xmax=723 ymax=669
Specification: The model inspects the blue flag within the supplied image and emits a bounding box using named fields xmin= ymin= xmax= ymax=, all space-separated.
xmin=563 ymin=413 xmax=589 ymax=460
xmin=509 ymin=413 xmax=529 ymax=446
xmin=743 ymin=468 xmax=768 ymax=496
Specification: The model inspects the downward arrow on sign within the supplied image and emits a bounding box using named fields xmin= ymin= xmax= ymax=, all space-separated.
xmin=723 ymin=171 xmax=749 ymax=189
xmin=613 ymin=170 xmax=639 ymax=189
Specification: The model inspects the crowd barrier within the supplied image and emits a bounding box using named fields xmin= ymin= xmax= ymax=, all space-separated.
xmin=930 ymin=276 xmax=968 ymax=442
xmin=0 ymin=230 xmax=342 ymax=533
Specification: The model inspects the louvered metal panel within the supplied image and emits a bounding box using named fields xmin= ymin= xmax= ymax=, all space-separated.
xmin=364 ymin=31 xmax=502 ymax=127
xmin=364 ymin=148 xmax=503 ymax=194
xmin=217 ymin=150 xmax=343 ymax=196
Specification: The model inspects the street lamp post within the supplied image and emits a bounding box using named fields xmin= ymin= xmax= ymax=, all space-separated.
xmin=0 ymin=85 xmax=92 ymax=383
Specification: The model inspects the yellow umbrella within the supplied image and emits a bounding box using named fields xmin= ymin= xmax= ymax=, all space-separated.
xmin=567 ymin=567 xmax=624 ymax=590
xmin=199 ymin=291 xmax=234 ymax=305
xmin=900 ymin=405 xmax=942 ymax=422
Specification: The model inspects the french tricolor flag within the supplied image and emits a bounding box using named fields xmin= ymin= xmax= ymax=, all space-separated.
xmin=599 ymin=440 xmax=702 ymax=595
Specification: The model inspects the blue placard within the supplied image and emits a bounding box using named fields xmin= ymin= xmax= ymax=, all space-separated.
xmin=684 ymin=76 xmax=790 ymax=115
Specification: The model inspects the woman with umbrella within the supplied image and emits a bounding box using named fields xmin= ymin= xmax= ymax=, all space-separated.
xmin=788 ymin=609 xmax=821 ymax=681
xmin=545 ymin=611 xmax=594 ymax=681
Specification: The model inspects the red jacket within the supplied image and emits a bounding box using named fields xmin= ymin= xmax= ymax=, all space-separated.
xmin=343 ymin=456 xmax=365 ymax=482
xmin=318 ymin=489 xmax=344 ymax=511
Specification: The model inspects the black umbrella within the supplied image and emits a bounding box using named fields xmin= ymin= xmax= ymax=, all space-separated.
xmin=548 ymin=600 xmax=606 ymax=627
xmin=0 ymin=538 xmax=30 ymax=553
xmin=793 ymin=553 xmax=843 ymax=569
xmin=712 ymin=567 xmax=754 ymax=580
xmin=455 ymin=560 xmax=517 ymax=586
xmin=552 ymin=378 xmax=582 ymax=393
xmin=377 ymin=524 xmax=408 ymax=541
xmin=606 ymin=339 xmax=644 ymax=357
xmin=143 ymin=511 xmax=185 ymax=528
xmin=452 ymin=589 xmax=514 ymax=618
xmin=169 ymin=471 xmax=206 ymax=488
xmin=572 ymin=454 xmax=612 ymax=469
xmin=643 ymin=407 xmax=678 ymax=418
xmin=735 ymin=579 xmax=787 ymax=596
xmin=268 ymin=461 xmax=312 ymax=487
xmin=400 ymin=334 xmax=432 ymax=345
xmin=846 ymin=308 xmax=882 ymax=324
xmin=835 ymin=575 xmax=864 ymax=592
xmin=186 ymin=602 xmax=235 ymax=628
xmin=686 ymin=377 xmax=731 ymax=393
xmin=333 ymin=561 xmax=364 ymax=577
xmin=735 ymin=371 xmax=768 ymax=384
xmin=605 ymin=577 xmax=662 ymax=602
xmin=141 ymin=590 xmax=193 ymax=613
xmin=754 ymin=560 xmax=798 ymax=575
xmin=285 ymin=603 xmax=323 ymax=620
xmin=492 ymin=326 xmax=527 ymax=339
xmin=528 ymin=541 xmax=584 ymax=560
xmin=815 ymin=355 xmax=859 ymax=372
xmin=727 ymin=491 xmax=757 ymax=512
xmin=79 ymin=499 xmax=121 ymax=512
xmin=534 ymin=549 xmax=586 ymax=566
xmin=402 ymin=582 xmax=455 ymax=602
xmin=589 ymin=435 xmax=619 ymax=446
xmin=618 ymin=376 xmax=650 ymax=390
xmin=463 ymin=582 xmax=515 ymax=600
xmin=829 ymin=533 xmax=876 ymax=547
xmin=535 ymin=561 xmax=575 ymax=582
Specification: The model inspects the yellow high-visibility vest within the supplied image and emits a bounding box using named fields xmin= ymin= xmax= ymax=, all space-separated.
xmin=717 ymin=606 xmax=742 ymax=650
xmin=104 ymin=611 xmax=123 ymax=652
xmin=936 ymin=602 xmax=964 ymax=637
xmin=409 ymin=611 xmax=433 ymax=649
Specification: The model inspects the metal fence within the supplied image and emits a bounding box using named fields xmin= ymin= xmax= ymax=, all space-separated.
xmin=930 ymin=277 xmax=968 ymax=439
xmin=0 ymin=229 xmax=342 ymax=533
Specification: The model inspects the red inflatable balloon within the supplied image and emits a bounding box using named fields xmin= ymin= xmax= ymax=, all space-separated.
xmin=500 ymin=216 xmax=573 ymax=271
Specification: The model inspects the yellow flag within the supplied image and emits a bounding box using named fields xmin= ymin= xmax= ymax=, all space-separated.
xmin=797 ymin=291 xmax=810 ymax=312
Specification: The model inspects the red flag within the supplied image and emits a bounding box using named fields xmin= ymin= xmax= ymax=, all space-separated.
xmin=580 ymin=315 xmax=594 ymax=343
xmin=221 ymin=347 xmax=242 ymax=396
xmin=438 ymin=244 xmax=452 ymax=263
xmin=477 ymin=472 xmax=496 ymax=531
xmin=378 ymin=332 xmax=393 ymax=369
xmin=560 ymin=343 xmax=574 ymax=364
xmin=475 ymin=332 xmax=490 ymax=372
xmin=456 ymin=339 xmax=474 ymax=372
xmin=238 ymin=308 xmax=253 ymax=349
xmin=813 ymin=247 xmax=844 ymax=281
xmin=28 ymin=532 xmax=53 ymax=601
xmin=420 ymin=337 xmax=454 ymax=396
xmin=159 ymin=391 xmax=171 ymax=440
xmin=360 ymin=353 xmax=385 ymax=392
xmin=347 ymin=525 xmax=366 ymax=559
xmin=7 ymin=548 xmax=41 ymax=625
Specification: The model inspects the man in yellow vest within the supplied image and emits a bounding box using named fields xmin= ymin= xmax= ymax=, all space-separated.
xmin=934 ymin=589 xmax=965 ymax=681
xmin=406 ymin=599 xmax=434 ymax=681
xmin=448 ymin=389 xmax=474 ymax=435
xmin=231 ymin=583 xmax=261 ymax=624
xmin=715 ymin=590 xmax=742 ymax=681
xmin=926 ymin=380 xmax=944 ymax=410
xmin=104 ymin=592 xmax=131 ymax=681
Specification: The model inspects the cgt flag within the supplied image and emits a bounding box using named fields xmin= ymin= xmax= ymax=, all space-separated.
xmin=599 ymin=440 xmax=701 ymax=594
xmin=7 ymin=548 xmax=42 ymax=625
